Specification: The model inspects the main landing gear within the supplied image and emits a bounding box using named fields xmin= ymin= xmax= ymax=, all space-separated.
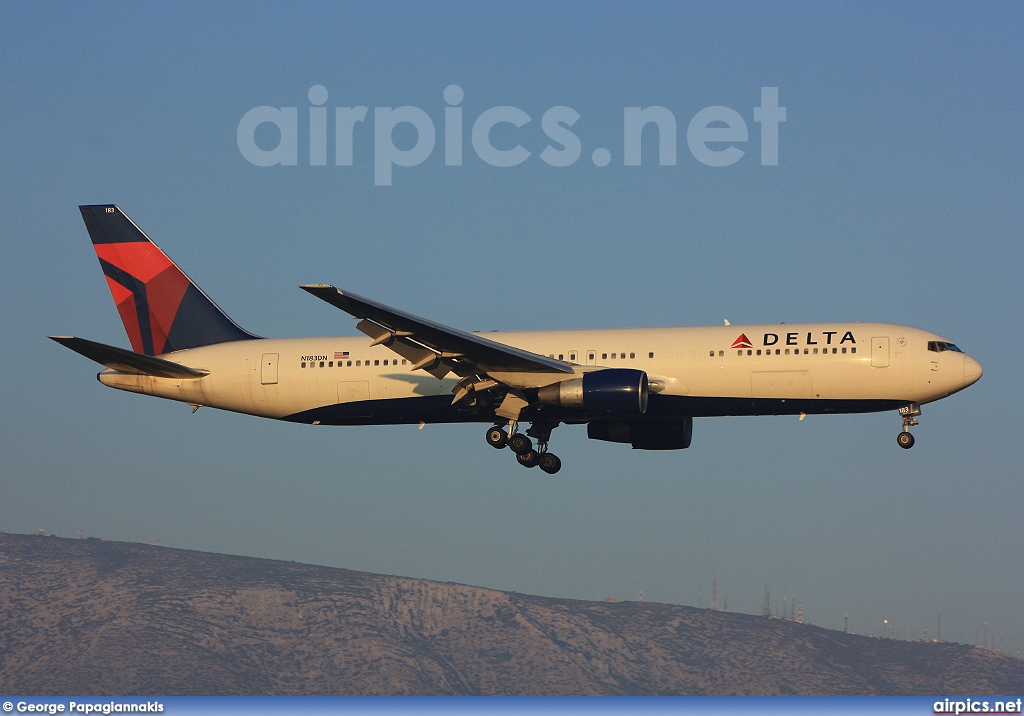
xmin=485 ymin=421 xmax=562 ymax=474
xmin=897 ymin=403 xmax=921 ymax=449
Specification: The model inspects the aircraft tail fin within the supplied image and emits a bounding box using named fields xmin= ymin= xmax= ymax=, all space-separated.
xmin=79 ymin=205 xmax=259 ymax=355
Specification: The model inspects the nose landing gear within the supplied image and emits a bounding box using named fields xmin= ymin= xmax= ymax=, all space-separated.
xmin=897 ymin=403 xmax=921 ymax=449
xmin=484 ymin=421 xmax=562 ymax=473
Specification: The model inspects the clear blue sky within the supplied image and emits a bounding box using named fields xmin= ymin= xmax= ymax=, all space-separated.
xmin=1 ymin=2 xmax=1021 ymax=654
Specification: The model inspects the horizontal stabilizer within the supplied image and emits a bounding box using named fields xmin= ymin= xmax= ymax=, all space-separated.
xmin=49 ymin=336 xmax=209 ymax=379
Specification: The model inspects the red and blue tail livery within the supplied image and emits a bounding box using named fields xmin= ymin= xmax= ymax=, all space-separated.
xmin=54 ymin=205 xmax=982 ymax=472
xmin=79 ymin=205 xmax=257 ymax=356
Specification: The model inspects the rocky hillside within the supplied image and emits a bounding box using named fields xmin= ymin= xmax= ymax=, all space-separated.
xmin=1 ymin=533 xmax=1021 ymax=695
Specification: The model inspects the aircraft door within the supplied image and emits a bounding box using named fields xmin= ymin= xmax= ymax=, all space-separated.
xmin=261 ymin=353 xmax=279 ymax=384
xmin=586 ymin=350 xmax=597 ymax=366
xmin=871 ymin=337 xmax=890 ymax=368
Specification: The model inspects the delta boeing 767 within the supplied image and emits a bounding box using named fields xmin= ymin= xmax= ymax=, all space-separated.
xmin=53 ymin=205 xmax=983 ymax=474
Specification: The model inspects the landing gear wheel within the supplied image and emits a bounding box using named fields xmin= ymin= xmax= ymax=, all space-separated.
xmin=538 ymin=453 xmax=562 ymax=474
xmin=508 ymin=433 xmax=533 ymax=455
xmin=516 ymin=450 xmax=540 ymax=468
xmin=897 ymin=432 xmax=915 ymax=449
xmin=485 ymin=426 xmax=508 ymax=449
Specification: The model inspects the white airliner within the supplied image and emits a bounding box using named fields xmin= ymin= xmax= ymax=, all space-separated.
xmin=53 ymin=206 xmax=983 ymax=474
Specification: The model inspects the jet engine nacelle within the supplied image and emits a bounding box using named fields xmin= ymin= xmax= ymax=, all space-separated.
xmin=537 ymin=368 xmax=649 ymax=416
xmin=587 ymin=417 xmax=693 ymax=450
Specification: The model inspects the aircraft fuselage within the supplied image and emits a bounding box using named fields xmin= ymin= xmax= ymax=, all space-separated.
xmin=97 ymin=321 xmax=981 ymax=426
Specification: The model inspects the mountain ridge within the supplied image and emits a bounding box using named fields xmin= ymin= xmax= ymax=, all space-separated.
xmin=1 ymin=533 xmax=1020 ymax=695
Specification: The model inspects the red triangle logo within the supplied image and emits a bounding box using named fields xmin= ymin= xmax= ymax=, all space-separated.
xmin=731 ymin=333 xmax=753 ymax=349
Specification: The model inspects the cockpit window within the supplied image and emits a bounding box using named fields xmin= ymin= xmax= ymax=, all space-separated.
xmin=928 ymin=341 xmax=963 ymax=353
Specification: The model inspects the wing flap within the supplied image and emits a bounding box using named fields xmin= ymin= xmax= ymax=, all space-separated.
xmin=50 ymin=336 xmax=209 ymax=379
xmin=355 ymin=319 xmax=450 ymax=379
xmin=300 ymin=285 xmax=573 ymax=376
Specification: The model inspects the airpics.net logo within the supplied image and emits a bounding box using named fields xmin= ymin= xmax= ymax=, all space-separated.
xmin=237 ymin=85 xmax=786 ymax=186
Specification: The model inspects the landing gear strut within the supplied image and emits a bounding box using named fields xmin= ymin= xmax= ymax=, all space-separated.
xmin=897 ymin=403 xmax=920 ymax=449
xmin=483 ymin=420 xmax=562 ymax=473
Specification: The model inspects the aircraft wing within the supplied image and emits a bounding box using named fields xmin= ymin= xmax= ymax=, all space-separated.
xmin=300 ymin=284 xmax=573 ymax=377
xmin=49 ymin=336 xmax=209 ymax=379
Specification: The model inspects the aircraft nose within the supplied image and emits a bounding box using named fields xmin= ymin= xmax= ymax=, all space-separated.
xmin=964 ymin=356 xmax=983 ymax=387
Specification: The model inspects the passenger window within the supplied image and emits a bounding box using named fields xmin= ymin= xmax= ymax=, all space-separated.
xmin=558 ymin=354 xmax=564 ymax=360
xmin=602 ymin=353 xmax=607 ymax=360
xmin=347 ymin=360 xmax=352 ymax=366
xmin=832 ymin=348 xmax=837 ymax=354
xmin=329 ymin=361 xmax=333 ymax=367
xmin=630 ymin=352 xmax=635 ymax=359
xmin=785 ymin=349 xmax=790 ymax=355
xmin=842 ymin=347 xmax=847 ymax=354
xmin=775 ymin=349 xmax=780 ymax=355
xmin=649 ymin=352 xmax=654 ymax=358
xmin=374 ymin=359 xmax=380 ymax=366
xmin=570 ymin=353 xmax=577 ymax=361
xmin=319 ymin=361 xmax=324 ymax=367
xmin=718 ymin=350 xmax=724 ymax=357
xmin=737 ymin=350 xmax=742 ymax=356
xmin=757 ymin=350 xmax=762 ymax=355
xmin=356 ymin=360 xmax=361 ymax=366
xmin=709 ymin=351 xmax=715 ymax=357
xmin=301 ymin=362 xmax=306 ymax=368
xmin=747 ymin=349 xmax=752 ymax=356
xmin=851 ymin=347 xmax=857 ymax=354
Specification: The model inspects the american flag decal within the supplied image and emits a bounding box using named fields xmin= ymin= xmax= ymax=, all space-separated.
xmin=335 ymin=351 xmax=349 ymax=359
